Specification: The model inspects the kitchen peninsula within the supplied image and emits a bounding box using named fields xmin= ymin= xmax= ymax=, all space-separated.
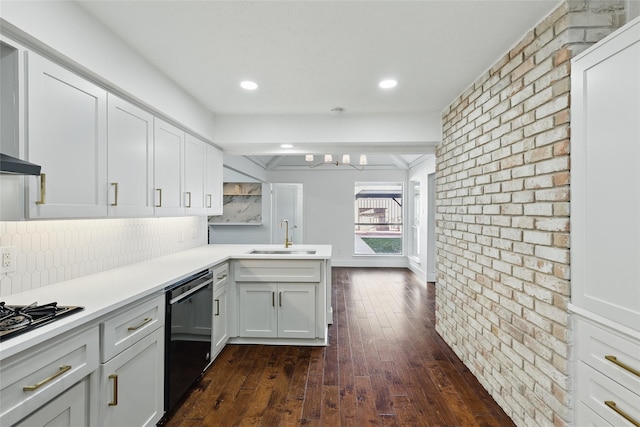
xmin=0 ymin=244 xmax=331 ymax=427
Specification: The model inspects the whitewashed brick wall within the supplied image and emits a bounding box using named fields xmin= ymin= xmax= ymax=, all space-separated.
xmin=435 ymin=1 xmax=627 ymax=426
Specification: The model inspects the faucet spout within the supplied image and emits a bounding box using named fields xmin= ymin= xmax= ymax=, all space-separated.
xmin=280 ymin=219 xmax=292 ymax=248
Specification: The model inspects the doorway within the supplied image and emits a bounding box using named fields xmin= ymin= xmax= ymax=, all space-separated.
xmin=271 ymin=183 xmax=303 ymax=245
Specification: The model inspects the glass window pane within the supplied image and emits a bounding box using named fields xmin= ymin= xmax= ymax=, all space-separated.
xmin=354 ymin=182 xmax=403 ymax=255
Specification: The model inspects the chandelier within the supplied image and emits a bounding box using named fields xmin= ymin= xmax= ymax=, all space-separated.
xmin=305 ymin=154 xmax=368 ymax=171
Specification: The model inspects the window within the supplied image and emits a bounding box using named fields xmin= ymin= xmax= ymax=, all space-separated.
xmin=354 ymin=182 xmax=403 ymax=255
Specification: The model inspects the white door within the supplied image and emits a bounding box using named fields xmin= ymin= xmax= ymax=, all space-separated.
xmin=107 ymin=94 xmax=154 ymax=217
xmin=100 ymin=328 xmax=164 ymax=427
xmin=16 ymin=379 xmax=90 ymax=427
xmin=205 ymin=144 xmax=223 ymax=215
xmin=277 ymin=283 xmax=316 ymax=339
xmin=212 ymin=285 xmax=228 ymax=357
xmin=27 ymin=52 xmax=107 ymax=218
xmin=238 ymin=283 xmax=277 ymax=338
xmin=271 ymin=183 xmax=303 ymax=245
xmin=154 ymin=119 xmax=184 ymax=216
xmin=184 ymin=134 xmax=206 ymax=214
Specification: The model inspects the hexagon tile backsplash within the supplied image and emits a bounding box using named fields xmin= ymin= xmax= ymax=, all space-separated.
xmin=0 ymin=216 xmax=207 ymax=297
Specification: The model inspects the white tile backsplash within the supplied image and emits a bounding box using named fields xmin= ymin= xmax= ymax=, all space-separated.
xmin=0 ymin=216 xmax=207 ymax=296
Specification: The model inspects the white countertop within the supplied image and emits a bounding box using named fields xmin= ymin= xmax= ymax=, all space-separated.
xmin=0 ymin=244 xmax=331 ymax=360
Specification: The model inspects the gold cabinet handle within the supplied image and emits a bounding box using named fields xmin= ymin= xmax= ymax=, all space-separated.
xmin=155 ymin=188 xmax=162 ymax=207
xmin=605 ymin=401 xmax=640 ymax=426
xmin=110 ymin=182 xmax=119 ymax=206
xmin=108 ymin=374 xmax=118 ymax=406
xmin=605 ymin=355 xmax=640 ymax=378
xmin=215 ymin=299 xmax=220 ymax=316
xmin=35 ymin=173 xmax=46 ymax=205
xmin=185 ymin=191 xmax=192 ymax=208
xmin=279 ymin=291 xmax=282 ymax=307
xmin=217 ymin=274 xmax=227 ymax=281
xmin=23 ymin=365 xmax=71 ymax=391
xmin=127 ymin=317 xmax=152 ymax=331
xmin=272 ymin=291 xmax=275 ymax=307
xmin=207 ymin=194 xmax=212 ymax=208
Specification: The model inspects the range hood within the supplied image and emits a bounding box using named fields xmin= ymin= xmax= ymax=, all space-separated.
xmin=0 ymin=153 xmax=42 ymax=176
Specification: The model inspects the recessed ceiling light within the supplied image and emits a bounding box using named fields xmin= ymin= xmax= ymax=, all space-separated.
xmin=281 ymin=144 xmax=293 ymax=149
xmin=379 ymin=79 xmax=398 ymax=89
xmin=240 ymin=80 xmax=258 ymax=90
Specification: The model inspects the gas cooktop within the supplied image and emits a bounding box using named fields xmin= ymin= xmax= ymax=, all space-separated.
xmin=0 ymin=302 xmax=84 ymax=342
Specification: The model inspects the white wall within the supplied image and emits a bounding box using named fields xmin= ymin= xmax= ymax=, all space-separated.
xmin=0 ymin=0 xmax=216 ymax=142
xmin=266 ymin=168 xmax=408 ymax=267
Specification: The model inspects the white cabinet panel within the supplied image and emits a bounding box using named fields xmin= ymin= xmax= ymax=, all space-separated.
xmin=212 ymin=284 xmax=228 ymax=358
xmin=100 ymin=328 xmax=164 ymax=427
xmin=238 ymin=284 xmax=278 ymax=338
xmin=107 ymin=94 xmax=154 ymax=217
xmin=153 ymin=118 xmax=184 ymax=216
xmin=26 ymin=52 xmax=107 ymax=218
xmin=205 ymin=144 xmax=223 ymax=215
xmin=571 ymin=17 xmax=640 ymax=331
xmin=15 ymin=378 xmax=90 ymax=427
xmin=184 ymin=134 xmax=206 ymax=214
xmin=277 ymin=283 xmax=315 ymax=339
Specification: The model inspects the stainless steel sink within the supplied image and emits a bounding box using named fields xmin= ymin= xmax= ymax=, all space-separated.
xmin=249 ymin=249 xmax=317 ymax=255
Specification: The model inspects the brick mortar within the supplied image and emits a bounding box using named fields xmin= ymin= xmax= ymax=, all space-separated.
xmin=435 ymin=1 xmax=627 ymax=426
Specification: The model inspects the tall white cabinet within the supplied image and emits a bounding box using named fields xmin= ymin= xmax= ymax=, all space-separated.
xmin=570 ymin=16 xmax=640 ymax=427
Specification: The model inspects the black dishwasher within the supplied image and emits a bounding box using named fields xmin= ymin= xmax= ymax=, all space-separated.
xmin=164 ymin=269 xmax=214 ymax=411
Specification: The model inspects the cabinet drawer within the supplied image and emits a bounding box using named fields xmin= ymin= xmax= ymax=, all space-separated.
xmin=575 ymin=401 xmax=614 ymax=427
xmin=213 ymin=263 xmax=229 ymax=290
xmin=101 ymin=294 xmax=164 ymax=362
xmin=576 ymin=317 xmax=640 ymax=393
xmin=0 ymin=325 xmax=99 ymax=426
xmin=578 ymin=362 xmax=640 ymax=427
xmin=234 ymin=260 xmax=320 ymax=282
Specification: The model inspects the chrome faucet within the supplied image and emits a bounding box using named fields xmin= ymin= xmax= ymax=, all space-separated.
xmin=281 ymin=219 xmax=292 ymax=248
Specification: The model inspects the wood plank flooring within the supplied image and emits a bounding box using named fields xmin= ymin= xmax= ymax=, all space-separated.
xmin=160 ymin=267 xmax=515 ymax=426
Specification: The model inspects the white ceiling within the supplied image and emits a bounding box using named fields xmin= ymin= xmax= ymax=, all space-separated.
xmin=76 ymin=0 xmax=562 ymax=168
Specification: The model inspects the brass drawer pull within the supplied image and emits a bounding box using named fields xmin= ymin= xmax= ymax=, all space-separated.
xmin=605 ymin=401 xmax=640 ymax=426
xmin=36 ymin=173 xmax=46 ymax=205
xmin=155 ymin=188 xmax=162 ymax=207
xmin=127 ymin=317 xmax=152 ymax=331
xmin=23 ymin=365 xmax=71 ymax=391
xmin=185 ymin=191 xmax=192 ymax=208
xmin=108 ymin=374 xmax=118 ymax=406
xmin=279 ymin=291 xmax=282 ymax=307
xmin=215 ymin=299 xmax=220 ymax=316
xmin=272 ymin=291 xmax=275 ymax=307
xmin=605 ymin=355 xmax=640 ymax=378
xmin=217 ymin=274 xmax=227 ymax=281
xmin=111 ymin=182 xmax=119 ymax=206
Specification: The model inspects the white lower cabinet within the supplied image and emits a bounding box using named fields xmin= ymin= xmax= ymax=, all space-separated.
xmin=238 ymin=283 xmax=316 ymax=339
xmin=99 ymin=328 xmax=164 ymax=427
xmin=15 ymin=378 xmax=91 ymax=427
xmin=98 ymin=294 xmax=165 ymax=427
xmin=210 ymin=263 xmax=229 ymax=359
xmin=0 ymin=326 xmax=99 ymax=427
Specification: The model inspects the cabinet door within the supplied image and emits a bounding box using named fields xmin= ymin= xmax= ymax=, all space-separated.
xmin=278 ymin=283 xmax=316 ymax=339
xmin=571 ymin=19 xmax=640 ymax=330
xmin=107 ymin=94 xmax=154 ymax=217
xmin=205 ymin=144 xmax=223 ymax=215
xmin=184 ymin=134 xmax=206 ymax=214
xmin=27 ymin=52 xmax=107 ymax=218
xmin=212 ymin=285 xmax=228 ymax=357
xmin=100 ymin=327 xmax=164 ymax=427
xmin=238 ymin=283 xmax=277 ymax=338
xmin=154 ymin=118 xmax=184 ymax=216
xmin=15 ymin=378 xmax=90 ymax=427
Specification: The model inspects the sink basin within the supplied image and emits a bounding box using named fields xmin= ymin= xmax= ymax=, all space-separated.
xmin=249 ymin=249 xmax=317 ymax=255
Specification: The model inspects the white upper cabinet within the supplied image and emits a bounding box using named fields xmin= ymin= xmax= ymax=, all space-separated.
xmin=571 ymin=17 xmax=640 ymax=331
xmin=205 ymin=144 xmax=223 ymax=215
xmin=184 ymin=134 xmax=207 ymax=214
xmin=153 ymin=118 xmax=184 ymax=216
xmin=107 ymin=94 xmax=155 ymax=217
xmin=26 ymin=52 xmax=108 ymax=218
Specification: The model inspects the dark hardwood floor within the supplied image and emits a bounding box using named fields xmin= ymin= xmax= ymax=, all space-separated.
xmin=161 ymin=267 xmax=515 ymax=426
